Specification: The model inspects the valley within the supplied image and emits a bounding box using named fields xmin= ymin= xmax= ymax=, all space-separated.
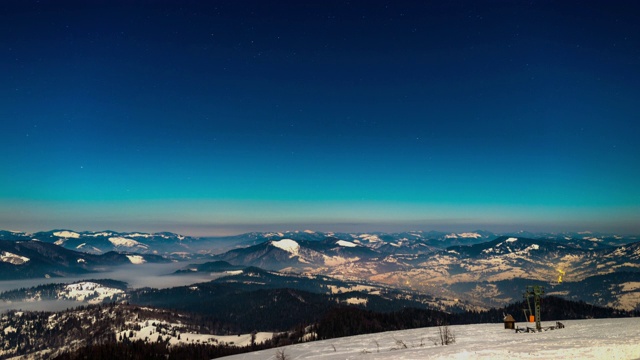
xmin=1 ymin=229 xmax=639 ymax=359
xmin=1 ymin=229 xmax=640 ymax=311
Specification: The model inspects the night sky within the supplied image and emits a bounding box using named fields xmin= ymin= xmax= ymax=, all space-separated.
xmin=1 ymin=1 xmax=639 ymax=235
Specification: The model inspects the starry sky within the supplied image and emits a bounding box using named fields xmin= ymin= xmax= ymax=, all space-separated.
xmin=1 ymin=1 xmax=639 ymax=236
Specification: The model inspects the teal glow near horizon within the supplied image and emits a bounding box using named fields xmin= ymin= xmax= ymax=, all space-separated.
xmin=1 ymin=1 xmax=639 ymax=236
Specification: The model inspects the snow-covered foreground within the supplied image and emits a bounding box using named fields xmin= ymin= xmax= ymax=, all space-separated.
xmin=222 ymin=318 xmax=640 ymax=360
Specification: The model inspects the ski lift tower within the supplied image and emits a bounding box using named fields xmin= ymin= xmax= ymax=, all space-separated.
xmin=523 ymin=285 xmax=545 ymax=331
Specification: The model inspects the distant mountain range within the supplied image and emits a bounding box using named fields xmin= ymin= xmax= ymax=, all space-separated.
xmin=1 ymin=229 xmax=639 ymax=310
xmin=1 ymin=229 xmax=635 ymax=259
xmin=0 ymin=230 xmax=200 ymax=257
xmin=0 ymin=236 xmax=169 ymax=280
xmin=210 ymin=235 xmax=640 ymax=310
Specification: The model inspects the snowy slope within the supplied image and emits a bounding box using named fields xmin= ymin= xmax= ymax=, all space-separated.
xmin=0 ymin=251 xmax=30 ymax=265
xmin=126 ymin=255 xmax=146 ymax=264
xmin=0 ymin=304 xmax=271 ymax=359
xmin=271 ymin=239 xmax=300 ymax=255
xmin=115 ymin=320 xmax=273 ymax=347
xmin=0 ymin=280 xmax=128 ymax=305
xmin=60 ymin=281 xmax=125 ymax=303
xmin=220 ymin=318 xmax=640 ymax=359
xmin=109 ymin=237 xmax=149 ymax=249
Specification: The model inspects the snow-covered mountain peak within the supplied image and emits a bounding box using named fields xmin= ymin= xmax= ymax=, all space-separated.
xmin=53 ymin=230 xmax=80 ymax=238
xmin=445 ymin=232 xmax=483 ymax=239
xmin=271 ymin=239 xmax=300 ymax=255
xmin=358 ymin=234 xmax=382 ymax=242
xmin=481 ymin=237 xmax=543 ymax=256
xmin=263 ymin=232 xmax=285 ymax=238
xmin=336 ymin=240 xmax=357 ymax=248
xmin=108 ymin=237 xmax=148 ymax=249
xmin=88 ymin=232 xmax=113 ymax=237
xmin=127 ymin=232 xmax=152 ymax=238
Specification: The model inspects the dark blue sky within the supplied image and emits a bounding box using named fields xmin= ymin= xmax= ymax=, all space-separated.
xmin=1 ymin=1 xmax=639 ymax=235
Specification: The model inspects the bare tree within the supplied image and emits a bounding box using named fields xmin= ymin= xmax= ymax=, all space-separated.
xmin=390 ymin=337 xmax=408 ymax=350
xmin=275 ymin=348 xmax=289 ymax=360
xmin=435 ymin=325 xmax=456 ymax=346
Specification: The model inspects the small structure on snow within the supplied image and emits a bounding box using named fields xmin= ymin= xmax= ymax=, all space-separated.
xmin=503 ymin=314 xmax=516 ymax=329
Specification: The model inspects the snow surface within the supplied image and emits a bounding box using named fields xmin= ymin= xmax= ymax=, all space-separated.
xmin=505 ymin=237 xmax=518 ymax=242
xmin=327 ymin=285 xmax=379 ymax=294
xmin=358 ymin=234 xmax=382 ymax=243
xmin=0 ymin=251 xmax=30 ymax=265
xmin=220 ymin=318 xmax=640 ymax=360
xmin=271 ymin=239 xmax=300 ymax=255
xmin=264 ymin=232 xmax=285 ymax=237
xmin=344 ymin=297 xmax=368 ymax=305
xmin=116 ymin=320 xmax=273 ymax=347
xmin=127 ymin=232 xmax=152 ymax=238
xmin=459 ymin=232 xmax=482 ymax=238
xmin=336 ymin=240 xmax=357 ymax=248
xmin=60 ymin=282 xmax=125 ymax=303
xmin=445 ymin=232 xmax=483 ymax=239
xmin=126 ymin=255 xmax=146 ymax=264
xmin=53 ymin=231 xmax=80 ymax=238
xmin=88 ymin=232 xmax=113 ymax=237
xmin=323 ymin=255 xmax=360 ymax=266
xmin=109 ymin=237 xmax=148 ymax=248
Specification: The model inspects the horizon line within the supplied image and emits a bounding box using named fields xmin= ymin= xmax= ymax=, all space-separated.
xmin=2 ymin=227 xmax=636 ymax=238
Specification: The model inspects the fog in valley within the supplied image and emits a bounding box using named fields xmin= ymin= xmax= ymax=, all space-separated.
xmin=0 ymin=261 xmax=225 ymax=312
xmin=0 ymin=299 xmax=82 ymax=313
